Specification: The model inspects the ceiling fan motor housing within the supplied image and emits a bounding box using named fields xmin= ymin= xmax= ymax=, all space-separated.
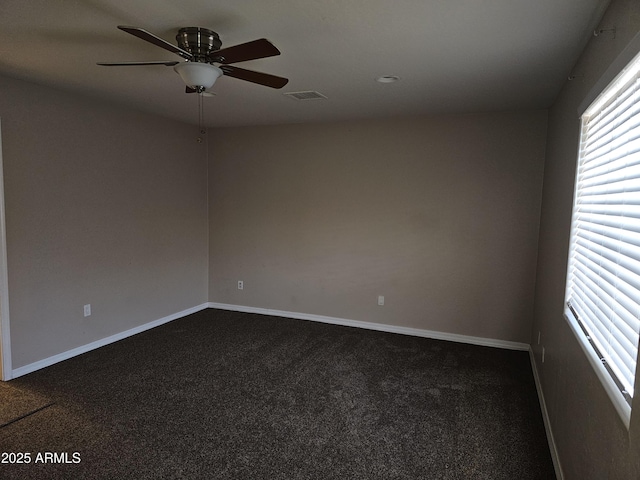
xmin=176 ymin=27 xmax=222 ymax=63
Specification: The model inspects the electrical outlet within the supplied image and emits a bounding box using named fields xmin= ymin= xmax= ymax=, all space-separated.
xmin=378 ymin=295 xmax=384 ymax=306
xmin=237 ymin=280 xmax=244 ymax=290
xmin=83 ymin=304 xmax=91 ymax=317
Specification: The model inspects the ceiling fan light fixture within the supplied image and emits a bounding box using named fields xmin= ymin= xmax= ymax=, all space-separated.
xmin=174 ymin=62 xmax=222 ymax=89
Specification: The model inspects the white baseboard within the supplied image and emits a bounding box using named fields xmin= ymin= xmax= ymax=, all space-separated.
xmin=529 ymin=348 xmax=563 ymax=480
xmin=10 ymin=301 xmax=531 ymax=380
xmin=207 ymin=302 xmax=530 ymax=351
xmin=11 ymin=303 xmax=210 ymax=379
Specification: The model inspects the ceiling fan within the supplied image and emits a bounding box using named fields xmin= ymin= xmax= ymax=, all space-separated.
xmin=97 ymin=26 xmax=289 ymax=93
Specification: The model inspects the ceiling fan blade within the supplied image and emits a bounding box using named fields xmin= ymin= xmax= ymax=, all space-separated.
xmin=186 ymin=86 xmax=197 ymax=94
xmin=211 ymin=38 xmax=280 ymax=64
xmin=97 ymin=61 xmax=180 ymax=66
xmin=117 ymin=25 xmax=193 ymax=60
xmin=219 ymin=65 xmax=288 ymax=89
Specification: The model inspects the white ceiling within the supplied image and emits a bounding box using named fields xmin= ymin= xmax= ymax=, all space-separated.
xmin=0 ymin=0 xmax=610 ymax=127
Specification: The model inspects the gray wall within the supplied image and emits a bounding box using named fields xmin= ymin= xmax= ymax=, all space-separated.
xmin=0 ymin=75 xmax=209 ymax=369
xmin=208 ymin=112 xmax=548 ymax=343
xmin=532 ymin=0 xmax=640 ymax=478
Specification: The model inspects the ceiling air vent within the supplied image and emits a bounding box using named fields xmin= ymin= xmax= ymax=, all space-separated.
xmin=283 ymin=90 xmax=328 ymax=100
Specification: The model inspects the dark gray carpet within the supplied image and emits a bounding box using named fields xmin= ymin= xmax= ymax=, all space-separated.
xmin=0 ymin=309 xmax=555 ymax=479
xmin=0 ymin=382 xmax=52 ymax=428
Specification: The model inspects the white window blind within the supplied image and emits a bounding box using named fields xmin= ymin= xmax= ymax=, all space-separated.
xmin=566 ymin=50 xmax=640 ymax=416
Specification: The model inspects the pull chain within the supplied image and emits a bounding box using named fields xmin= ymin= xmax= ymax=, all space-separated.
xmin=198 ymin=90 xmax=205 ymax=134
xmin=196 ymin=88 xmax=206 ymax=143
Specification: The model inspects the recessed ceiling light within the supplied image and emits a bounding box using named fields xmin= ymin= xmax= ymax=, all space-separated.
xmin=376 ymin=75 xmax=400 ymax=83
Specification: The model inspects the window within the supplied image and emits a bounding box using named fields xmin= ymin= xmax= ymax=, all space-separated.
xmin=565 ymin=49 xmax=640 ymax=427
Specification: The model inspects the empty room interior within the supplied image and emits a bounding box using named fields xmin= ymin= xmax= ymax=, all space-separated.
xmin=0 ymin=0 xmax=639 ymax=478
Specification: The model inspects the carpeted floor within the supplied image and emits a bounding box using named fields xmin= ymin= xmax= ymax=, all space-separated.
xmin=0 ymin=382 xmax=52 ymax=429
xmin=0 ymin=309 xmax=555 ymax=479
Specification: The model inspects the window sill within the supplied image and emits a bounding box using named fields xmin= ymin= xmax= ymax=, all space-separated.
xmin=564 ymin=307 xmax=631 ymax=429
